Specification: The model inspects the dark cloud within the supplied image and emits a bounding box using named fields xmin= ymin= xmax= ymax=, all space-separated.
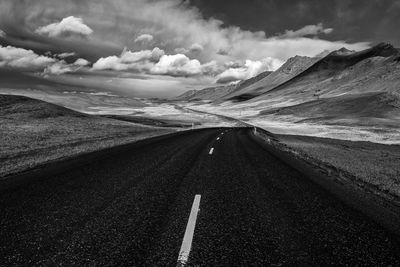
xmin=191 ymin=0 xmax=400 ymax=46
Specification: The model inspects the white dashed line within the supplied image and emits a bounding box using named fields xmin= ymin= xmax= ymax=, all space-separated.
xmin=177 ymin=195 xmax=201 ymax=266
xmin=209 ymin=148 xmax=214 ymax=155
xmin=216 ymin=137 xmax=220 ymax=140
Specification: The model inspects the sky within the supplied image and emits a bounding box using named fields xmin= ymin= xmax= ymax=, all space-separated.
xmin=0 ymin=0 xmax=399 ymax=98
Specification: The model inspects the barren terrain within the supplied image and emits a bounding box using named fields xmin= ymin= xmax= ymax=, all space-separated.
xmin=0 ymin=95 xmax=174 ymax=177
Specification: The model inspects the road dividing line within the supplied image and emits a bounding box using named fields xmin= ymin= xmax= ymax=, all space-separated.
xmin=216 ymin=137 xmax=220 ymax=140
xmin=177 ymin=195 xmax=201 ymax=266
xmin=209 ymin=147 xmax=214 ymax=155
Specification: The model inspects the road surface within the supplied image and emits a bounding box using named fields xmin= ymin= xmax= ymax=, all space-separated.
xmin=0 ymin=128 xmax=399 ymax=266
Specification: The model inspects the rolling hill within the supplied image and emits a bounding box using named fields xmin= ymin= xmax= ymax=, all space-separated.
xmin=0 ymin=94 xmax=172 ymax=177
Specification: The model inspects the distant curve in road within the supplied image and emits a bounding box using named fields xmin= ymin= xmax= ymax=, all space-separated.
xmin=0 ymin=128 xmax=399 ymax=266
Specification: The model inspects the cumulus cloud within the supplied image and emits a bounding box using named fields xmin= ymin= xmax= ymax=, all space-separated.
xmin=0 ymin=45 xmax=91 ymax=75
xmin=216 ymin=58 xmax=283 ymax=83
xmin=35 ymin=16 xmax=93 ymax=38
xmin=174 ymin=47 xmax=189 ymax=54
xmin=280 ymin=23 xmax=333 ymax=38
xmin=73 ymin=58 xmax=90 ymax=66
xmin=0 ymin=45 xmax=56 ymax=71
xmin=44 ymin=61 xmax=72 ymax=75
xmin=121 ymin=47 xmax=164 ymax=63
xmin=93 ymin=47 xmax=220 ymax=77
xmin=173 ymin=43 xmax=204 ymax=55
xmin=93 ymin=47 xmax=165 ymax=71
xmin=92 ymin=56 xmax=127 ymax=71
xmin=134 ymin=34 xmax=154 ymax=43
xmin=189 ymin=43 xmax=204 ymax=52
xmin=200 ymin=60 xmax=222 ymax=76
xmin=150 ymin=54 xmax=202 ymax=76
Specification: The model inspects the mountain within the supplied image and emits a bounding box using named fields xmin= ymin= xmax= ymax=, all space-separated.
xmin=251 ymin=42 xmax=400 ymax=106
xmin=222 ymin=55 xmax=320 ymax=101
xmin=181 ymin=43 xmax=400 ymax=140
xmin=176 ymin=70 xmax=272 ymax=102
xmin=175 ymin=84 xmax=237 ymax=101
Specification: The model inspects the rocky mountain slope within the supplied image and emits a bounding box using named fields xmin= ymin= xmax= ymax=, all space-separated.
xmin=175 ymin=84 xmax=237 ymax=101
xmin=223 ymin=56 xmax=320 ymax=101
xmin=176 ymin=70 xmax=272 ymax=102
xmin=251 ymin=43 xmax=400 ymax=106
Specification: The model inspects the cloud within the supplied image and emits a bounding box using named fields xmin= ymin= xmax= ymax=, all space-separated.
xmin=200 ymin=60 xmax=222 ymax=76
xmin=280 ymin=23 xmax=333 ymax=38
xmin=216 ymin=58 xmax=283 ymax=83
xmin=231 ymin=37 xmax=368 ymax=64
xmin=189 ymin=43 xmax=204 ymax=52
xmin=73 ymin=58 xmax=90 ymax=66
xmin=35 ymin=16 xmax=93 ymax=38
xmin=174 ymin=43 xmax=204 ymax=55
xmin=0 ymin=45 xmax=90 ymax=75
xmin=120 ymin=47 xmax=164 ymax=63
xmin=150 ymin=54 xmax=202 ymax=76
xmin=93 ymin=47 xmax=219 ymax=77
xmin=0 ymin=45 xmax=56 ymax=71
xmin=2 ymin=0 xmax=368 ymax=65
xmin=57 ymin=52 xmax=76 ymax=59
xmin=134 ymin=34 xmax=154 ymax=43
xmin=44 ymin=61 xmax=72 ymax=75
xmin=0 ymin=29 xmax=5 ymax=38
xmin=92 ymin=56 xmax=127 ymax=71
xmin=93 ymin=47 xmax=165 ymax=71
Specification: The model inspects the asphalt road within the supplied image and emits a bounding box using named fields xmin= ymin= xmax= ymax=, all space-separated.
xmin=0 ymin=128 xmax=399 ymax=266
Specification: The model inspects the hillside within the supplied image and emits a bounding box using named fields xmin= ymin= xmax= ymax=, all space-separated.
xmin=176 ymin=70 xmax=272 ymax=102
xmin=176 ymin=84 xmax=237 ymax=101
xmin=260 ymin=92 xmax=400 ymax=127
xmin=223 ymin=55 xmax=319 ymax=101
xmin=0 ymin=94 xmax=173 ymax=177
xmin=254 ymin=43 xmax=399 ymax=102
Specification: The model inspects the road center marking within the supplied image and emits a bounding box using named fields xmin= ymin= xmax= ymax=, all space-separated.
xmin=209 ymin=147 xmax=214 ymax=155
xmin=216 ymin=137 xmax=220 ymax=140
xmin=177 ymin=195 xmax=201 ymax=266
